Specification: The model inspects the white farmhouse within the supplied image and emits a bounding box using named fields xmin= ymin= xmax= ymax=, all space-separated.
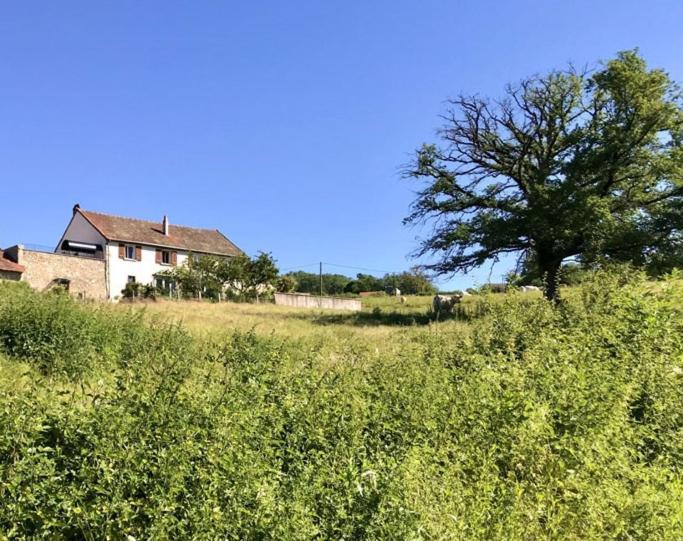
xmin=52 ymin=204 xmax=242 ymax=299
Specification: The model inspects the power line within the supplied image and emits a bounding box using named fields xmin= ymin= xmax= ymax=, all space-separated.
xmin=322 ymin=262 xmax=397 ymax=275
xmin=278 ymin=262 xmax=320 ymax=272
xmin=280 ymin=262 xmax=399 ymax=275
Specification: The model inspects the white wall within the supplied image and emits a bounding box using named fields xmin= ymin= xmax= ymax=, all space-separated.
xmin=106 ymin=243 xmax=189 ymax=300
xmin=274 ymin=292 xmax=362 ymax=312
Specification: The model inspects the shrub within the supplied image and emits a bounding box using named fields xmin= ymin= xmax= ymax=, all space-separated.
xmin=0 ymin=271 xmax=681 ymax=538
xmin=0 ymin=285 xmax=102 ymax=377
xmin=121 ymin=282 xmax=157 ymax=300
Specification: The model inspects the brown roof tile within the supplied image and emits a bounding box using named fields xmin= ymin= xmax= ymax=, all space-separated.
xmin=0 ymin=250 xmax=25 ymax=273
xmin=78 ymin=209 xmax=243 ymax=257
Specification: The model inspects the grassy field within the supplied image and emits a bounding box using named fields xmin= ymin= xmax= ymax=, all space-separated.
xmin=0 ymin=273 xmax=682 ymax=539
xmin=117 ymin=294 xmax=459 ymax=341
xmin=116 ymin=292 xmax=529 ymax=345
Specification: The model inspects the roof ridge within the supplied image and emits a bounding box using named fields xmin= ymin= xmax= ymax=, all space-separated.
xmin=75 ymin=207 xmax=242 ymax=256
xmin=81 ymin=208 xmax=220 ymax=233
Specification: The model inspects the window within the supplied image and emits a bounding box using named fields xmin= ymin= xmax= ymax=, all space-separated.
xmin=155 ymin=248 xmax=176 ymax=266
xmin=127 ymin=275 xmax=136 ymax=284
xmin=125 ymin=245 xmax=136 ymax=260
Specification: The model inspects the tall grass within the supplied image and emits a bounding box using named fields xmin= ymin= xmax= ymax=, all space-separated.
xmin=0 ymin=271 xmax=681 ymax=539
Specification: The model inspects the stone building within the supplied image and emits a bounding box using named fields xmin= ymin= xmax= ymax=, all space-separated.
xmin=0 ymin=249 xmax=25 ymax=281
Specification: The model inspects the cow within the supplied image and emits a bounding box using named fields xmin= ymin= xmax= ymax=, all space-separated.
xmin=520 ymin=285 xmax=541 ymax=293
xmin=432 ymin=294 xmax=463 ymax=318
xmin=448 ymin=293 xmax=463 ymax=307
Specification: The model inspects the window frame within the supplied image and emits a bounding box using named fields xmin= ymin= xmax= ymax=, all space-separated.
xmin=161 ymin=250 xmax=171 ymax=265
xmin=124 ymin=245 xmax=136 ymax=261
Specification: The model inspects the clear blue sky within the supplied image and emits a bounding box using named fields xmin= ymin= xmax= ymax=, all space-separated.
xmin=1 ymin=1 xmax=681 ymax=290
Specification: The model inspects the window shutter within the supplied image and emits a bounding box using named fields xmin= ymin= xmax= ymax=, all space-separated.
xmin=118 ymin=244 xmax=125 ymax=259
xmin=155 ymin=249 xmax=162 ymax=264
xmin=171 ymin=251 xmax=177 ymax=266
xmin=135 ymin=246 xmax=142 ymax=261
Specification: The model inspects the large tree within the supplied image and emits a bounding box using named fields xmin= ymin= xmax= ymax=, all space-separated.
xmin=404 ymin=51 xmax=682 ymax=300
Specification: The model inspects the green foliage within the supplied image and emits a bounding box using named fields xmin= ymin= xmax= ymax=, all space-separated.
xmin=285 ymin=271 xmax=351 ymax=295
xmin=247 ymin=252 xmax=279 ymax=301
xmin=0 ymin=283 xmax=102 ymax=377
xmin=0 ymin=272 xmax=682 ymax=538
xmin=343 ymin=273 xmax=382 ymax=294
xmin=275 ymin=274 xmax=297 ymax=293
xmin=284 ymin=269 xmax=437 ymax=296
xmin=517 ymin=255 xmax=591 ymax=287
xmin=0 ymin=281 xmax=190 ymax=378
xmin=121 ymin=281 xmax=157 ymax=300
xmin=405 ymin=50 xmax=683 ymax=300
xmin=163 ymin=251 xmax=279 ymax=302
xmin=391 ymin=268 xmax=438 ymax=295
xmin=344 ymin=271 xmax=437 ymax=295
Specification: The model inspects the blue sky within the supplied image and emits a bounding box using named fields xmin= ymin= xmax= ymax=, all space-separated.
xmin=1 ymin=1 xmax=681 ymax=290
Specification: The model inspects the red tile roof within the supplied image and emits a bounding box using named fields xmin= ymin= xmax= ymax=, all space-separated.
xmin=77 ymin=209 xmax=243 ymax=257
xmin=0 ymin=250 xmax=25 ymax=274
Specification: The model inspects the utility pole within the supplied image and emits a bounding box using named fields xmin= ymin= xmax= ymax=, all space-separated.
xmin=319 ymin=262 xmax=323 ymax=298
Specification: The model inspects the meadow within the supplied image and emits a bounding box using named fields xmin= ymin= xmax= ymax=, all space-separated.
xmin=0 ymin=271 xmax=682 ymax=539
xmin=119 ymin=293 xmax=473 ymax=344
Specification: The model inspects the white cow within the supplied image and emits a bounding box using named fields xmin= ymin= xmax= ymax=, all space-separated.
xmin=520 ymin=285 xmax=541 ymax=293
xmin=432 ymin=294 xmax=463 ymax=317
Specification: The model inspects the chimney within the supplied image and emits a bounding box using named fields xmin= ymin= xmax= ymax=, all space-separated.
xmin=73 ymin=203 xmax=80 ymax=215
xmin=162 ymin=215 xmax=169 ymax=236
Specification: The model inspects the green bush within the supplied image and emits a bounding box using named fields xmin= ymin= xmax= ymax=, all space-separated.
xmin=121 ymin=281 xmax=157 ymax=300
xmin=0 ymin=285 xmax=103 ymax=377
xmin=0 ymin=271 xmax=681 ymax=538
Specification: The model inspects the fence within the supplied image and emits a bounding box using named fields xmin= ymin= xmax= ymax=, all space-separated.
xmin=274 ymin=292 xmax=362 ymax=312
xmin=21 ymin=243 xmax=103 ymax=260
xmin=21 ymin=243 xmax=56 ymax=254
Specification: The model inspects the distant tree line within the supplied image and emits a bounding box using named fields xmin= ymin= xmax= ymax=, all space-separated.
xmin=124 ymin=255 xmax=437 ymax=302
xmin=282 ymin=269 xmax=437 ymax=296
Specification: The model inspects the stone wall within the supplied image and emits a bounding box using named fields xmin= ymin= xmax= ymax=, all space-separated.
xmin=274 ymin=292 xmax=362 ymax=312
xmin=11 ymin=246 xmax=107 ymax=300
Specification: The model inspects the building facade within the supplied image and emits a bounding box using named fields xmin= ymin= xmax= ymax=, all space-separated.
xmin=2 ymin=205 xmax=242 ymax=300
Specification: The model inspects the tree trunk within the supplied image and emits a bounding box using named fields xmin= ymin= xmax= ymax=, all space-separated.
xmin=540 ymin=259 xmax=561 ymax=302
